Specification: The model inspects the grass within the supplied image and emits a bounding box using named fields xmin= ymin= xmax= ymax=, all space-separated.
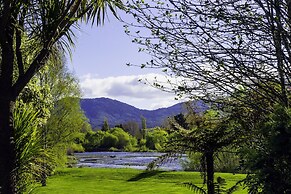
xmin=31 ymin=168 xmax=247 ymax=194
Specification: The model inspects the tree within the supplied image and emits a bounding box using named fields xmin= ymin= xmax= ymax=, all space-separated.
xmin=83 ymin=130 xmax=104 ymax=151
xmin=245 ymin=105 xmax=291 ymax=193
xmin=226 ymin=84 xmax=291 ymax=192
xmin=145 ymin=127 xmax=168 ymax=151
xmin=122 ymin=120 xmax=142 ymax=139
xmin=16 ymin=46 xmax=88 ymax=188
xmin=141 ymin=116 xmax=147 ymax=136
xmin=45 ymin=97 xmax=87 ymax=157
xmin=102 ymin=117 xmax=110 ymax=131
xmin=111 ymin=127 xmax=137 ymax=150
xmin=100 ymin=132 xmax=118 ymax=149
xmin=159 ymin=109 xmax=240 ymax=194
xmin=0 ymin=1 xmax=123 ymax=193
xmin=126 ymin=1 xmax=291 ymax=192
xmin=125 ymin=0 xmax=290 ymax=109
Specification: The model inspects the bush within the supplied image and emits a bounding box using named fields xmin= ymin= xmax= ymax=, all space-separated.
xmin=67 ymin=143 xmax=84 ymax=155
xmin=111 ymin=127 xmax=138 ymax=151
xmin=214 ymin=151 xmax=240 ymax=173
xmin=82 ymin=131 xmax=105 ymax=151
xmin=83 ymin=128 xmax=138 ymax=151
xmin=182 ymin=151 xmax=240 ymax=173
xmin=181 ymin=152 xmax=202 ymax=171
xmin=138 ymin=138 xmax=148 ymax=152
xmin=145 ymin=128 xmax=168 ymax=151
xmin=100 ymin=132 xmax=118 ymax=149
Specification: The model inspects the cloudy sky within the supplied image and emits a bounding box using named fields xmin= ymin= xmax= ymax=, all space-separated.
xmin=67 ymin=12 xmax=182 ymax=110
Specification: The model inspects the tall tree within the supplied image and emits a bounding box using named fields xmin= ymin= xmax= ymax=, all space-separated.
xmin=102 ymin=117 xmax=110 ymax=131
xmin=0 ymin=1 xmax=123 ymax=193
xmin=15 ymin=47 xmax=89 ymax=189
xmin=125 ymin=0 xmax=291 ymax=192
xmin=122 ymin=120 xmax=141 ymax=138
xmin=169 ymin=109 xmax=239 ymax=194
xmin=125 ymin=0 xmax=290 ymax=109
xmin=141 ymin=116 xmax=147 ymax=138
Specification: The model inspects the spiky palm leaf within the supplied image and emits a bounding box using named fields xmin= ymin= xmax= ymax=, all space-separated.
xmin=13 ymin=101 xmax=56 ymax=193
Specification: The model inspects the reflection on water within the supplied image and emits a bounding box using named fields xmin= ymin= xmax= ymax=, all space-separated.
xmin=74 ymin=152 xmax=187 ymax=171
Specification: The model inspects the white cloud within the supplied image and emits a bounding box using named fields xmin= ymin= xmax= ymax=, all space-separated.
xmin=79 ymin=73 xmax=183 ymax=110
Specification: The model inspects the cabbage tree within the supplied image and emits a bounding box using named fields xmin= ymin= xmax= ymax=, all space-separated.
xmin=0 ymin=1 xmax=123 ymax=193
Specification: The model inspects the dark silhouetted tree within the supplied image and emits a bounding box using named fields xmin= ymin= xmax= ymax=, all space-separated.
xmin=102 ymin=117 xmax=110 ymax=132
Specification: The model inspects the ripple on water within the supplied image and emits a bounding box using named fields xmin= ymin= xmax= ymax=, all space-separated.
xmin=74 ymin=152 xmax=187 ymax=171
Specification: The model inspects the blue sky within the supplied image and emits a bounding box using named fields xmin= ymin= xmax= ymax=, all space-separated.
xmin=67 ymin=12 xmax=182 ymax=110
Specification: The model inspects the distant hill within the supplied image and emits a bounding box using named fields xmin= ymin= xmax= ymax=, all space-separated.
xmin=80 ymin=97 xmax=207 ymax=129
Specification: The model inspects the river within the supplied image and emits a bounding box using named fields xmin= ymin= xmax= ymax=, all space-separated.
xmin=74 ymin=152 xmax=187 ymax=171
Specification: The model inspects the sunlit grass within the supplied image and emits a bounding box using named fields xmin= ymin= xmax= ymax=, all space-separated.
xmin=31 ymin=168 xmax=247 ymax=194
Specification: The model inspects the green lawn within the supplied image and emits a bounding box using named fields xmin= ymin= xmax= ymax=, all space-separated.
xmin=32 ymin=168 xmax=247 ymax=194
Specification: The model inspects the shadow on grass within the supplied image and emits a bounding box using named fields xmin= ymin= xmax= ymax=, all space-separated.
xmin=127 ymin=170 xmax=165 ymax=182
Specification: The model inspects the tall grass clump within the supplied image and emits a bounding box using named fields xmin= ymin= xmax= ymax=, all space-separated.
xmin=13 ymin=101 xmax=55 ymax=193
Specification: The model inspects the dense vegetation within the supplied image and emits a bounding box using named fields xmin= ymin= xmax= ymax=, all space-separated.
xmin=82 ymin=126 xmax=168 ymax=152
xmin=1 ymin=0 xmax=291 ymax=194
xmin=0 ymin=1 xmax=123 ymax=193
xmin=125 ymin=0 xmax=291 ymax=193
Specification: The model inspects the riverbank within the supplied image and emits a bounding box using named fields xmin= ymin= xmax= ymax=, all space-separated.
xmin=32 ymin=168 xmax=247 ymax=194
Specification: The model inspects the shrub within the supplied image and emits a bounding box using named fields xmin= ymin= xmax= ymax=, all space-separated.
xmin=100 ymin=132 xmax=118 ymax=149
xmin=111 ymin=127 xmax=138 ymax=150
xmin=145 ymin=128 xmax=168 ymax=151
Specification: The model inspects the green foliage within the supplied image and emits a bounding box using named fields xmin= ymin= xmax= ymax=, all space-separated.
xmin=83 ymin=128 xmax=138 ymax=151
xmin=82 ymin=126 xmax=170 ymax=152
xmin=161 ymin=108 xmax=242 ymax=194
xmin=145 ymin=127 xmax=168 ymax=151
xmin=82 ymin=131 xmax=105 ymax=151
xmin=111 ymin=127 xmax=132 ymax=149
xmin=102 ymin=118 xmax=110 ymax=131
xmin=182 ymin=147 xmax=240 ymax=173
xmin=13 ymin=101 xmax=55 ymax=193
xmin=0 ymin=1 xmax=124 ymax=193
xmin=181 ymin=152 xmax=202 ymax=172
xmin=141 ymin=116 xmax=147 ymax=130
xmin=18 ymin=80 xmax=53 ymax=124
xmin=41 ymin=55 xmax=87 ymax=159
xmin=242 ymin=104 xmax=291 ymax=193
xmin=214 ymin=151 xmax=240 ymax=173
xmin=100 ymin=132 xmax=118 ymax=149
xmin=122 ymin=121 xmax=142 ymax=139
xmin=44 ymin=97 xmax=87 ymax=162
xmin=138 ymin=138 xmax=148 ymax=152
xmin=15 ymin=50 xmax=88 ymax=189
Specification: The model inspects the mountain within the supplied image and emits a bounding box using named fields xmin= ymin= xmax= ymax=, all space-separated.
xmin=80 ymin=97 xmax=207 ymax=129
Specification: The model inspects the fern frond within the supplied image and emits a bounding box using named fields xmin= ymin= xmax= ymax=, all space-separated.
xmin=146 ymin=152 xmax=179 ymax=170
xmin=226 ymin=179 xmax=245 ymax=194
xmin=182 ymin=182 xmax=207 ymax=194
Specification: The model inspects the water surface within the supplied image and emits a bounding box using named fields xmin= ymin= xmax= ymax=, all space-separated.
xmin=74 ymin=152 xmax=187 ymax=171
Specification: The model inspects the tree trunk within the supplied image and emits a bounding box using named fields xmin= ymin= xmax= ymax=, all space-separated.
xmin=206 ymin=151 xmax=214 ymax=194
xmin=0 ymin=97 xmax=17 ymax=194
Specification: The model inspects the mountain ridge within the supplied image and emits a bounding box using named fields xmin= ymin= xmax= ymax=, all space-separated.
xmin=80 ymin=97 xmax=207 ymax=129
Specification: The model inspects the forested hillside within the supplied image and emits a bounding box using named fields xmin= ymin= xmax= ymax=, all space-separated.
xmin=80 ymin=98 xmax=207 ymax=129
